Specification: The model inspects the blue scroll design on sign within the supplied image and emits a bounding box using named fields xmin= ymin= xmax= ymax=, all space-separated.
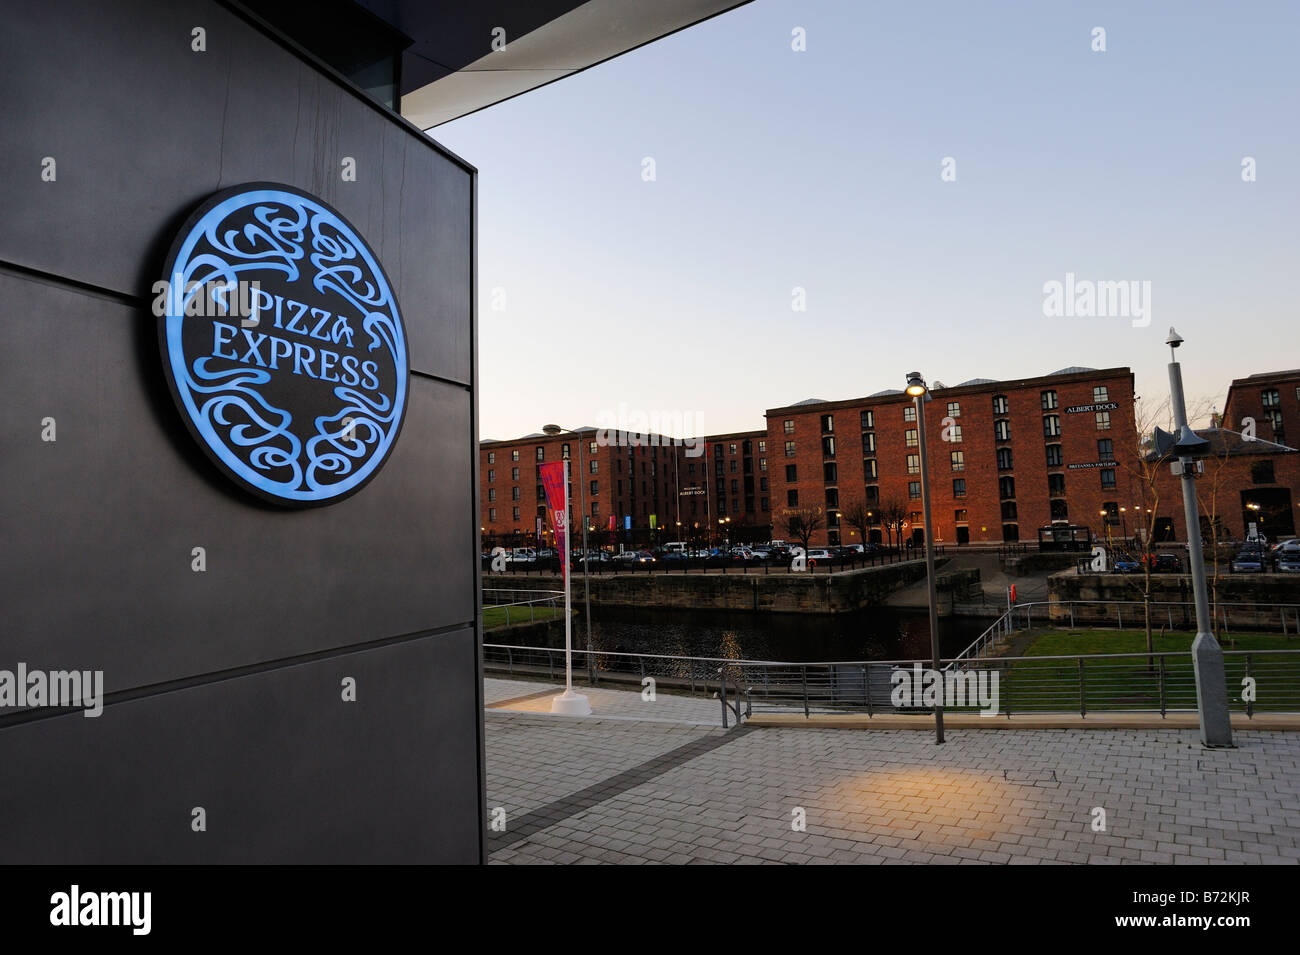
xmin=163 ymin=188 xmax=407 ymax=503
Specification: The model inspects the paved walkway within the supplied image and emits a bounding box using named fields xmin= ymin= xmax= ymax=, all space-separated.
xmin=483 ymin=680 xmax=1300 ymax=864
xmin=486 ymin=678 xmax=724 ymax=725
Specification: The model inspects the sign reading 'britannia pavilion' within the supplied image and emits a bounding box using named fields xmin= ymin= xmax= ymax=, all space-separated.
xmin=158 ymin=184 xmax=408 ymax=506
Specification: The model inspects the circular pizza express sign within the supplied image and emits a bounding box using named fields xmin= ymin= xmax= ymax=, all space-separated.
xmin=158 ymin=183 xmax=408 ymax=506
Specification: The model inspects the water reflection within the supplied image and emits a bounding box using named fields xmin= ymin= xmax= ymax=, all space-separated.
xmin=545 ymin=606 xmax=989 ymax=663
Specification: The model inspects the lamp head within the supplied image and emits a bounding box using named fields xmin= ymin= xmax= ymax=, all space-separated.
xmin=1166 ymin=327 xmax=1184 ymax=349
xmin=541 ymin=424 xmax=563 ymax=436
xmin=905 ymin=371 xmax=927 ymax=397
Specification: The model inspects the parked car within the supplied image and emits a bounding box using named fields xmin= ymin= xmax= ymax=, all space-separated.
xmin=507 ymin=547 xmax=537 ymax=563
xmin=1112 ymin=554 xmax=1141 ymax=574
xmin=1151 ymin=553 xmax=1182 ymax=573
xmin=805 ymin=548 xmax=834 ymax=562
xmin=1271 ymin=539 xmax=1300 ymax=558
xmin=1278 ymin=555 xmax=1300 ymax=573
xmin=612 ymin=550 xmax=656 ymax=564
xmin=1231 ymin=547 xmax=1267 ymax=573
xmin=728 ymin=546 xmax=756 ymax=560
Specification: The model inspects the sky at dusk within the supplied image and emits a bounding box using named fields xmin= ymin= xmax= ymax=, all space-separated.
xmin=432 ymin=0 xmax=1300 ymax=442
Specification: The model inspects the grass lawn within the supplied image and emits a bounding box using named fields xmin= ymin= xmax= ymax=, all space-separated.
xmin=1002 ymin=629 xmax=1300 ymax=713
xmin=1022 ymin=629 xmax=1300 ymax=656
xmin=481 ymin=605 xmax=566 ymax=630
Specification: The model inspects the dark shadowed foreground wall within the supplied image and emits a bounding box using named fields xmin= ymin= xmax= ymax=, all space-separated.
xmin=0 ymin=0 xmax=482 ymax=862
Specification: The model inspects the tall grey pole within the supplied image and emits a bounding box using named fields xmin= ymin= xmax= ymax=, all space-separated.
xmin=915 ymin=393 xmax=945 ymax=744
xmin=1168 ymin=357 xmax=1233 ymax=747
xmin=575 ymin=432 xmax=594 ymax=685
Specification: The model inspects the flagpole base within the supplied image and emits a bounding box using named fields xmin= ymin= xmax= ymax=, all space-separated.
xmin=550 ymin=689 xmax=592 ymax=716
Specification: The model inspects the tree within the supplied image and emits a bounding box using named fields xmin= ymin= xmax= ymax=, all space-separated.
xmin=881 ymin=498 xmax=907 ymax=552
xmin=842 ymin=499 xmax=875 ymax=551
xmin=1120 ymin=396 xmax=1176 ymax=667
xmin=782 ymin=505 xmax=823 ymax=553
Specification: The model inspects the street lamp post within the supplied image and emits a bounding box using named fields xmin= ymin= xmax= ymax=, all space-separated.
xmin=906 ymin=372 xmax=944 ymax=745
xmin=1162 ymin=329 xmax=1232 ymax=747
xmin=544 ymin=424 xmax=595 ymax=686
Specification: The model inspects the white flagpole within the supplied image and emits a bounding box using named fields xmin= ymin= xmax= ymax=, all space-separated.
xmin=563 ymin=458 xmax=573 ymax=693
xmin=552 ymin=457 xmax=590 ymax=715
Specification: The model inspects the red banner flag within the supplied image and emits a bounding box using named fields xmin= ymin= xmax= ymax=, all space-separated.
xmin=608 ymin=514 xmax=615 ymax=531
xmin=539 ymin=461 xmax=568 ymax=577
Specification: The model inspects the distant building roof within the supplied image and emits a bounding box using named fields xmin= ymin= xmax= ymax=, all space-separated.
xmin=1238 ymin=369 xmax=1300 ymax=381
xmin=1197 ymin=428 xmax=1297 ymax=456
xmin=1048 ymin=366 xmax=1096 ymax=376
xmin=790 ymin=398 xmax=828 ymax=406
xmin=954 ymin=378 xmax=999 ymax=387
xmin=866 ymin=389 xmax=904 ymax=398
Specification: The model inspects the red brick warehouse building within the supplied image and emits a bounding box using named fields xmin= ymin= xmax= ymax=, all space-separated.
xmin=682 ymin=431 xmax=774 ymax=542
xmin=764 ymin=367 xmax=1140 ymax=548
xmin=1145 ymin=369 xmax=1300 ymax=543
xmin=479 ymin=428 xmax=690 ymax=547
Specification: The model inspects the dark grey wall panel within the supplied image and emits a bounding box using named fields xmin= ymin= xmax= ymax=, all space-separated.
xmin=0 ymin=630 xmax=482 ymax=863
xmin=0 ymin=269 xmax=473 ymax=692
xmin=0 ymin=0 xmax=481 ymax=862
xmin=0 ymin=0 xmax=471 ymax=382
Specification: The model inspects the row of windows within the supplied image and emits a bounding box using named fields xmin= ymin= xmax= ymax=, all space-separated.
xmin=487 ymin=437 xmax=735 ymax=467
xmin=786 ymin=387 xmax=1115 ymax=438
xmin=486 ymin=459 xmax=603 ymax=483
xmin=791 ymin=413 xmax=1114 ymax=461
xmin=799 ymin=463 xmax=1119 ymax=510
xmin=1258 ymin=387 xmax=1300 ymax=409
xmin=783 ymin=438 xmax=1117 ymax=487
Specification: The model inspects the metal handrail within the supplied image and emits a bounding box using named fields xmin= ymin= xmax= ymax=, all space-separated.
xmin=482 ymin=641 xmax=1300 ymax=719
xmin=481 ymin=588 xmax=564 ymax=627
xmin=716 ymin=666 xmax=752 ymax=729
xmin=1007 ymin=598 xmax=1300 ymax=635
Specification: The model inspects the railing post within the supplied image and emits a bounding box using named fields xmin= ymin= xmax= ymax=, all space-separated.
xmin=1158 ymin=655 xmax=1166 ymax=717
xmin=1003 ymin=661 xmax=1011 ymax=719
xmin=863 ymin=665 xmax=873 ymax=718
xmin=801 ymin=666 xmax=810 ymax=719
xmin=1077 ymin=658 xmax=1086 ymax=717
xmin=718 ymin=667 xmax=729 ymax=729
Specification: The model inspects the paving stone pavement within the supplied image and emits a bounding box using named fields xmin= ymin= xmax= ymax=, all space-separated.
xmin=484 ymin=707 xmax=1300 ymax=864
xmin=485 ymin=677 xmax=724 ymax=725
